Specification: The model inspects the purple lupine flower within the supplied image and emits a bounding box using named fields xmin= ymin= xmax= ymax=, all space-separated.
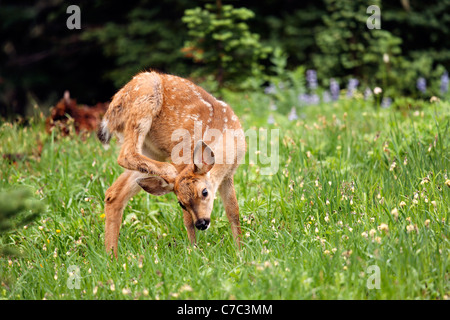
xmin=288 ymin=107 xmax=298 ymax=121
xmin=330 ymin=79 xmax=340 ymax=101
xmin=346 ymin=78 xmax=359 ymax=97
xmin=298 ymin=93 xmax=320 ymax=105
xmin=309 ymin=93 xmax=320 ymax=105
xmin=322 ymin=91 xmax=331 ymax=103
xmin=440 ymin=71 xmax=449 ymax=94
xmin=298 ymin=93 xmax=310 ymax=105
xmin=381 ymin=97 xmax=392 ymax=108
xmin=306 ymin=69 xmax=318 ymax=90
xmin=269 ymin=101 xmax=277 ymax=111
xmin=264 ymin=83 xmax=276 ymax=95
xmin=267 ymin=114 xmax=275 ymax=124
xmin=364 ymin=88 xmax=372 ymax=100
xmin=417 ymin=77 xmax=426 ymax=93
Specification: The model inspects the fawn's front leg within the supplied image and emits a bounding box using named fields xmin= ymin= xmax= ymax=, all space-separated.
xmin=183 ymin=209 xmax=196 ymax=245
xmin=104 ymin=170 xmax=142 ymax=258
xmin=219 ymin=177 xmax=241 ymax=248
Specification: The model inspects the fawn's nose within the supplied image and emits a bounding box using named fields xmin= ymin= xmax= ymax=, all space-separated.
xmin=195 ymin=218 xmax=210 ymax=231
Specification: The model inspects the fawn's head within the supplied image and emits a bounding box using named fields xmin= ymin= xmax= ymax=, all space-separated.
xmin=136 ymin=141 xmax=216 ymax=230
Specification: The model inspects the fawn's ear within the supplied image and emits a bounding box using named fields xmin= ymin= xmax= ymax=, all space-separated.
xmin=136 ymin=176 xmax=174 ymax=196
xmin=193 ymin=140 xmax=215 ymax=175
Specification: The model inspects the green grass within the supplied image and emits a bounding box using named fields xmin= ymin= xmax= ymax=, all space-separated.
xmin=0 ymin=95 xmax=449 ymax=300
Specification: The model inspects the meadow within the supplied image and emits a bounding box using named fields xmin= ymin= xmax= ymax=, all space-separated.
xmin=0 ymin=90 xmax=449 ymax=300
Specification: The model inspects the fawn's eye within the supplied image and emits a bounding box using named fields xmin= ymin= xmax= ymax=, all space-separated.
xmin=178 ymin=201 xmax=186 ymax=210
xmin=202 ymin=188 xmax=208 ymax=197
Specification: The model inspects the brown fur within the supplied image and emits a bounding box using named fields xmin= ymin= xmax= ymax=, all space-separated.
xmin=47 ymin=91 xmax=108 ymax=136
xmin=100 ymin=71 xmax=246 ymax=257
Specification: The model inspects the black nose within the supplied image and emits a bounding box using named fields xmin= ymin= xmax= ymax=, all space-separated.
xmin=195 ymin=218 xmax=210 ymax=231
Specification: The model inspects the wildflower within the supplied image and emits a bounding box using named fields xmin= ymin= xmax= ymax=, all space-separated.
xmin=309 ymin=93 xmax=320 ymax=105
xmin=143 ymin=289 xmax=149 ymax=296
xmin=346 ymin=78 xmax=359 ymax=97
xmin=288 ymin=107 xmax=298 ymax=121
xmin=100 ymin=214 xmax=105 ymax=219
xmin=420 ymin=177 xmax=430 ymax=185
xmin=322 ymin=91 xmax=331 ymax=103
xmin=369 ymin=229 xmax=376 ymax=237
xmin=383 ymin=53 xmax=390 ymax=63
xmin=431 ymin=200 xmax=437 ymax=207
xmin=264 ymin=83 xmax=276 ymax=95
xmin=306 ymin=69 xmax=318 ymax=90
xmin=440 ymin=71 xmax=448 ymax=94
xmin=406 ymin=224 xmax=416 ymax=233
xmin=424 ymin=219 xmax=430 ymax=227
xmin=342 ymin=250 xmax=352 ymax=258
xmin=269 ymin=101 xmax=277 ymax=111
xmin=122 ymin=288 xmax=131 ymax=295
xmin=373 ymin=87 xmax=382 ymax=95
xmin=430 ymin=96 xmax=440 ymax=103
xmin=374 ymin=236 xmax=382 ymax=243
xmin=323 ymin=250 xmax=331 ymax=255
xmin=361 ymin=231 xmax=368 ymax=238
xmin=364 ymin=88 xmax=372 ymax=100
xmin=378 ymin=223 xmax=389 ymax=233
xmin=389 ymin=161 xmax=396 ymax=171
xmin=445 ymin=179 xmax=450 ymax=188
xmin=180 ymin=284 xmax=193 ymax=292
xmin=330 ymin=79 xmax=340 ymax=101
xmin=381 ymin=97 xmax=392 ymax=108
xmin=391 ymin=208 xmax=399 ymax=219
xmin=267 ymin=114 xmax=275 ymax=125
xmin=417 ymin=77 xmax=427 ymax=93
xmin=56 ymin=229 xmax=61 ymax=233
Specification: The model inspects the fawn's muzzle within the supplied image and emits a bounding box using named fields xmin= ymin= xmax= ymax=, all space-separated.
xmin=195 ymin=218 xmax=210 ymax=231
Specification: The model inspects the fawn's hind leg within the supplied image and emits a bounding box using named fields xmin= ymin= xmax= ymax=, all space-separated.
xmin=117 ymin=117 xmax=177 ymax=181
xmin=104 ymin=170 xmax=142 ymax=258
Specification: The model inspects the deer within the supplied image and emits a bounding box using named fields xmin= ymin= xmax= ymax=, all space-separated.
xmin=97 ymin=70 xmax=246 ymax=258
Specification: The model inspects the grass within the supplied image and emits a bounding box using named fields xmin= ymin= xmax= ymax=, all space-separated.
xmin=0 ymin=93 xmax=449 ymax=300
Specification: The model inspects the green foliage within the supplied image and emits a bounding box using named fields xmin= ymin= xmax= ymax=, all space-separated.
xmin=0 ymin=95 xmax=449 ymax=299
xmin=1 ymin=0 xmax=449 ymax=117
xmin=311 ymin=0 xmax=450 ymax=98
xmin=0 ymin=188 xmax=44 ymax=256
xmin=182 ymin=3 xmax=272 ymax=87
xmin=82 ymin=6 xmax=188 ymax=88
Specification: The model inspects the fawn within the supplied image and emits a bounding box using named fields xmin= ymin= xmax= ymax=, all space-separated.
xmin=97 ymin=70 xmax=246 ymax=257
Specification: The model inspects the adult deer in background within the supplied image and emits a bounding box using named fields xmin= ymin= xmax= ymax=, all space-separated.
xmin=97 ymin=70 xmax=246 ymax=258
